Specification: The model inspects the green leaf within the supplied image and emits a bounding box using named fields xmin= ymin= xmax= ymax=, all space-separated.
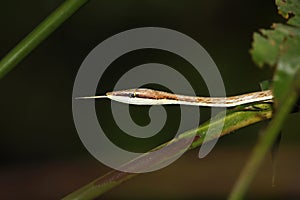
xmin=251 ymin=29 xmax=286 ymax=67
xmin=274 ymin=35 xmax=300 ymax=103
xmin=276 ymin=0 xmax=300 ymax=26
xmin=251 ymin=0 xmax=300 ymax=104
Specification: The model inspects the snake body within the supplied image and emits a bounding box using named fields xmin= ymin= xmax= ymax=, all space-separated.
xmin=77 ymin=88 xmax=273 ymax=107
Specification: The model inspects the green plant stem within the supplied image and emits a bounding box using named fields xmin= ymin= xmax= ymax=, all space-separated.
xmin=0 ymin=0 xmax=89 ymax=79
xmin=229 ymin=74 xmax=300 ymax=200
xmin=63 ymin=103 xmax=273 ymax=200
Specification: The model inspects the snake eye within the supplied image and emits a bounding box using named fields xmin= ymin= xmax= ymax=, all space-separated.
xmin=130 ymin=92 xmax=136 ymax=98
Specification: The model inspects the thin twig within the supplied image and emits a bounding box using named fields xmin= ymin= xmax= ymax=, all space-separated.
xmin=228 ymin=70 xmax=300 ymax=200
xmin=63 ymin=103 xmax=273 ymax=200
xmin=0 ymin=0 xmax=89 ymax=79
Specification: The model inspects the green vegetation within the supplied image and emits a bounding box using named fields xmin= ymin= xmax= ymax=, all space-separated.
xmin=0 ymin=0 xmax=299 ymax=199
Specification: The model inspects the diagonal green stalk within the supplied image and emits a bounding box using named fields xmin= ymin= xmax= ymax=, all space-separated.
xmin=0 ymin=0 xmax=89 ymax=79
xmin=229 ymin=70 xmax=300 ymax=200
xmin=63 ymin=103 xmax=273 ymax=200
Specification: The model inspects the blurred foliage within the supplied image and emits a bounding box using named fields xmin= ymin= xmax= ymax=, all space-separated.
xmin=251 ymin=0 xmax=300 ymax=103
xmin=1 ymin=1 xmax=300 ymax=199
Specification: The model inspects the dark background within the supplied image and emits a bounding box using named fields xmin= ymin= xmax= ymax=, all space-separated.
xmin=1 ymin=0 xmax=300 ymax=199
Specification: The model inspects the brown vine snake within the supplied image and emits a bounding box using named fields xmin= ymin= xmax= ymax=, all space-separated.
xmin=75 ymin=88 xmax=273 ymax=107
